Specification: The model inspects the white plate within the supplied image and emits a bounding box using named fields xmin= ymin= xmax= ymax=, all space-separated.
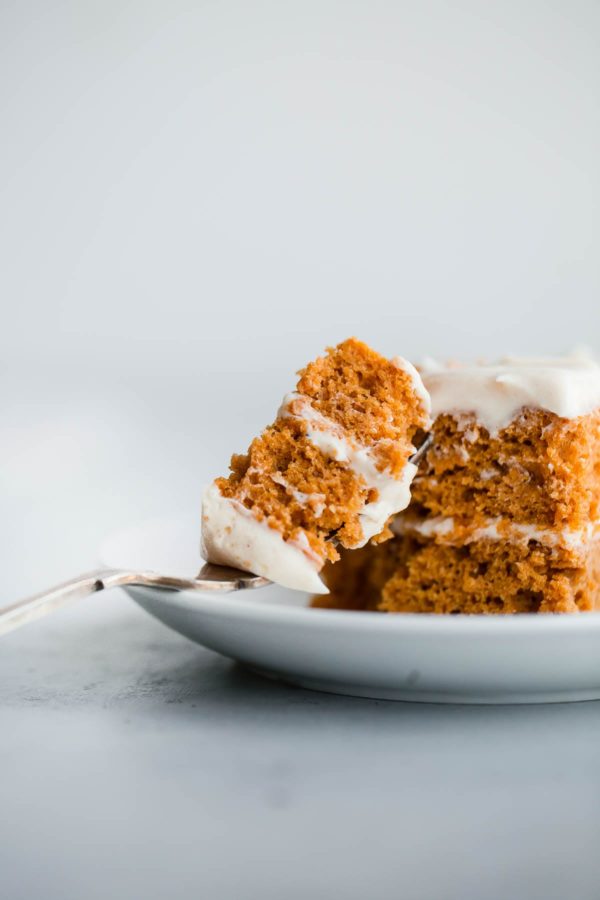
xmin=101 ymin=515 xmax=600 ymax=704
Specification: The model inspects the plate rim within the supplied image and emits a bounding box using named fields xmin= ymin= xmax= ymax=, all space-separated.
xmin=100 ymin=515 xmax=600 ymax=638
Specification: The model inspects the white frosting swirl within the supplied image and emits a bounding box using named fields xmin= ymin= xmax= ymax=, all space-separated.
xmin=421 ymin=354 xmax=600 ymax=434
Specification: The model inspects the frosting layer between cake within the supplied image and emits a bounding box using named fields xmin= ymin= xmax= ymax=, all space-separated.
xmin=393 ymin=513 xmax=598 ymax=552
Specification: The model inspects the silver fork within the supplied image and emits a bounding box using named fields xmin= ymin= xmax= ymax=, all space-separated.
xmin=0 ymin=438 xmax=432 ymax=637
xmin=0 ymin=564 xmax=269 ymax=637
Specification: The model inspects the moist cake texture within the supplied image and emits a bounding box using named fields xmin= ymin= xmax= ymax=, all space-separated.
xmin=202 ymin=338 xmax=430 ymax=592
xmin=317 ymin=355 xmax=600 ymax=614
xmin=317 ymin=530 xmax=600 ymax=614
xmin=410 ymin=407 xmax=600 ymax=529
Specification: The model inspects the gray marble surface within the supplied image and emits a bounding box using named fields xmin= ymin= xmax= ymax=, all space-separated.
xmin=2 ymin=370 xmax=600 ymax=900
xmin=2 ymin=592 xmax=600 ymax=900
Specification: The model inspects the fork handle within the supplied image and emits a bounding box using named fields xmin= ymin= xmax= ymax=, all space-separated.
xmin=0 ymin=570 xmax=134 ymax=637
xmin=0 ymin=564 xmax=270 ymax=637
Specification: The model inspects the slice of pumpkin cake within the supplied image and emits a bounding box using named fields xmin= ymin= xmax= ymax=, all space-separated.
xmin=202 ymin=338 xmax=431 ymax=592
xmin=319 ymin=355 xmax=600 ymax=614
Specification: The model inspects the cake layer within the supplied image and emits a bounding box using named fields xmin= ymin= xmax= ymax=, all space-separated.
xmin=202 ymin=338 xmax=430 ymax=591
xmin=379 ymin=536 xmax=600 ymax=614
xmin=410 ymin=408 xmax=600 ymax=529
xmin=316 ymin=533 xmax=600 ymax=614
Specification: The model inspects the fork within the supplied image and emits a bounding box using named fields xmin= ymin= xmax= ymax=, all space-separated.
xmin=0 ymin=564 xmax=269 ymax=637
xmin=0 ymin=438 xmax=432 ymax=637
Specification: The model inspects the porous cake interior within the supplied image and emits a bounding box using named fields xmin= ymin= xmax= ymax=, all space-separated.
xmin=213 ymin=337 xmax=428 ymax=567
xmin=317 ymin=404 xmax=600 ymax=614
xmin=380 ymin=538 xmax=600 ymax=614
xmin=318 ymin=532 xmax=600 ymax=614
xmin=411 ymin=410 xmax=600 ymax=529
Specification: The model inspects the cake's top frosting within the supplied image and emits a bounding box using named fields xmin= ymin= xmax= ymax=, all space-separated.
xmin=420 ymin=354 xmax=600 ymax=434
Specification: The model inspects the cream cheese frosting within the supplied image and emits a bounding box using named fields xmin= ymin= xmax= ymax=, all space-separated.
xmin=420 ymin=354 xmax=600 ymax=434
xmin=201 ymin=483 xmax=328 ymax=593
xmin=393 ymin=513 xmax=599 ymax=551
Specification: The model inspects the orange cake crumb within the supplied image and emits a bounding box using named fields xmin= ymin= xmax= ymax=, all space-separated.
xmin=314 ymin=356 xmax=600 ymax=615
xmin=202 ymin=338 xmax=430 ymax=592
xmin=411 ymin=409 xmax=600 ymax=530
